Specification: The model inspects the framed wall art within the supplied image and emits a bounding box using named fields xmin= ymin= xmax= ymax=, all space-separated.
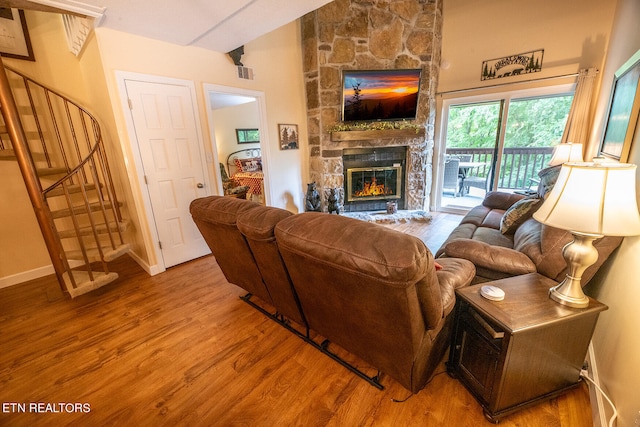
xmin=235 ymin=128 xmax=259 ymax=144
xmin=0 ymin=9 xmax=35 ymax=61
xmin=278 ymin=124 xmax=299 ymax=150
xmin=599 ymin=49 xmax=640 ymax=162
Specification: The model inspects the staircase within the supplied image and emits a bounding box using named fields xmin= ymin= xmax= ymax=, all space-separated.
xmin=0 ymin=61 xmax=129 ymax=298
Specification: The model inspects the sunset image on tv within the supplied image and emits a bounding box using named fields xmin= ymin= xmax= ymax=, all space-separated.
xmin=342 ymin=69 xmax=421 ymax=121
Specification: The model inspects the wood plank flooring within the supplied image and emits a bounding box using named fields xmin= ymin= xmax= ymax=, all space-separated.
xmin=0 ymin=212 xmax=592 ymax=426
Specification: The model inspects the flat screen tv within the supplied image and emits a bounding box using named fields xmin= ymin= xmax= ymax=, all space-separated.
xmin=341 ymin=69 xmax=421 ymax=122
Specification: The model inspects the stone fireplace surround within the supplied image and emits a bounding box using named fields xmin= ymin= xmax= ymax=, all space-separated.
xmin=301 ymin=0 xmax=442 ymax=212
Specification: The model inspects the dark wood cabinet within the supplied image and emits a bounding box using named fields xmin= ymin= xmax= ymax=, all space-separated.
xmin=447 ymin=273 xmax=607 ymax=422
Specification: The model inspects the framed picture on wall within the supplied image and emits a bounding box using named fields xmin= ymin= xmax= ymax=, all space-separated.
xmin=278 ymin=124 xmax=299 ymax=150
xmin=599 ymin=49 xmax=640 ymax=162
xmin=235 ymin=128 xmax=259 ymax=144
xmin=0 ymin=9 xmax=35 ymax=61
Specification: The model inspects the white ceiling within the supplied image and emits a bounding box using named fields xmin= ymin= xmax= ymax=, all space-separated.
xmin=39 ymin=0 xmax=334 ymax=53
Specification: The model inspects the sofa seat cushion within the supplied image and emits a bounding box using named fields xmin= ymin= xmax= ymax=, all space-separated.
xmin=472 ymin=226 xmax=514 ymax=248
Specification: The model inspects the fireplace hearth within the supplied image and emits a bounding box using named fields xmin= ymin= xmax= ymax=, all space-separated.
xmin=343 ymin=147 xmax=406 ymax=212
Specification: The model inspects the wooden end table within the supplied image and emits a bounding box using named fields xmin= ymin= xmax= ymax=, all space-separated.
xmin=447 ymin=273 xmax=607 ymax=422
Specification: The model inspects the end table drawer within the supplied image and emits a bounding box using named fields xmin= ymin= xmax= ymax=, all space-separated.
xmin=461 ymin=306 xmax=504 ymax=346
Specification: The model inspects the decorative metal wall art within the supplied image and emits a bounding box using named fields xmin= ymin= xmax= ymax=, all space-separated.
xmin=481 ymin=49 xmax=544 ymax=81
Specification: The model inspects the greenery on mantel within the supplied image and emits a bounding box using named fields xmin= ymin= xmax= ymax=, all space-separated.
xmin=329 ymin=120 xmax=424 ymax=133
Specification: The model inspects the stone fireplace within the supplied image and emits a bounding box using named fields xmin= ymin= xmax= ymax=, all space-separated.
xmin=301 ymin=0 xmax=442 ymax=212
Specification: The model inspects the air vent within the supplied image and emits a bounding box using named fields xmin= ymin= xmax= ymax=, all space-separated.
xmin=237 ymin=66 xmax=254 ymax=80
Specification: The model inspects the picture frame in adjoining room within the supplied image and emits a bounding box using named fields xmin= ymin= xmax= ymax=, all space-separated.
xmin=599 ymin=49 xmax=640 ymax=162
xmin=0 ymin=9 xmax=35 ymax=61
xmin=278 ymin=124 xmax=299 ymax=150
xmin=235 ymin=128 xmax=259 ymax=144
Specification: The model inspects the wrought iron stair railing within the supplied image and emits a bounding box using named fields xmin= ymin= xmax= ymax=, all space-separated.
xmin=0 ymin=62 xmax=129 ymax=297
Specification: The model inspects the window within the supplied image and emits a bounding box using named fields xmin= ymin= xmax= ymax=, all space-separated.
xmin=436 ymin=85 xmax=574 ymax=210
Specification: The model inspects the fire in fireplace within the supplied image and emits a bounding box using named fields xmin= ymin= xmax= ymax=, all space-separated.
xmin=343 ymin=147 xmax=407 ymax=212
xmin=347 ymin=167 xmax=401 ymax=201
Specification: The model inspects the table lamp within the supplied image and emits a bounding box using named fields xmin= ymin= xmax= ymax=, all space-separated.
xmin=533 ymin=160 xmax=640 ymax=308
xmin=548 ymin=142 xmax=584 ymax=166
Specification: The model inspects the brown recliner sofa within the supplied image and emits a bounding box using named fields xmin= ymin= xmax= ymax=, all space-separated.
xmin=436 ymin=191 xmax=623 ymax=285
xmin=190 ymin=196 xmax=476 ymax=393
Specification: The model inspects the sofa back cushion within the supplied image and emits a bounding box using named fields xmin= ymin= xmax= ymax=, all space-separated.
xmin=275 ymin=212 xmax=441 ymax=390
xmin=515 ymin=218 xmax=623 ymax=286
xmin=237 ymin=206 xmax=306 ymax=325
xmin=189 ymin=196 xmax=273 ymax=304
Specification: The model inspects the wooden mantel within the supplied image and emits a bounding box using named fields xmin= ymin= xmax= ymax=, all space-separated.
xmin=330 ymin=128 xmax=425 ymax=142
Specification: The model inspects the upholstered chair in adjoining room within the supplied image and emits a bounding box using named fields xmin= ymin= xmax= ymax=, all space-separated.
xmin=219 ymin=163 xmax=249 ymax=199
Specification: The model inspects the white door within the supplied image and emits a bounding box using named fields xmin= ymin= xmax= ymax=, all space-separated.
xmin=124 ymin=79 xmax=211 ymax=268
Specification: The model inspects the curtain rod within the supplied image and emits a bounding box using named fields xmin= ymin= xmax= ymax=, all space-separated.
xmin=436 ymin=72 xmax=582 ymax=96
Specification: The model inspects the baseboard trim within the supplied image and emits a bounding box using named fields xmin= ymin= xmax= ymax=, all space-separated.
xmin=0 ymin=248 xmax=161 ymax=289
xmin=586 ymin=341 xmax=607 ymax=427
xmin=127 ymin=250 xmax=164 ymax=276
xmin=0 ymin=260 xmax=83 ymax=289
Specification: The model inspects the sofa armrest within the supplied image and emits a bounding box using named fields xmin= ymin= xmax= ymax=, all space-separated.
xmin=442 ymin=239 xmax=537 ymax=276
xmin=435 ymin=258 xmax=476 ymax=315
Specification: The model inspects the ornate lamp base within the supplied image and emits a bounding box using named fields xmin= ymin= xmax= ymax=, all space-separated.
xmin=549 ymin=232 xmax=602 ymax=309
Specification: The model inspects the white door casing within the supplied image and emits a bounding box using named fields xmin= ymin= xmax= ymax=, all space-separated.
xmin=122 ymin=76 xmax=211 ymax=269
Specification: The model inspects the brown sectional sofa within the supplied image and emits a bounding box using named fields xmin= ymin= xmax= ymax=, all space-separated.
xmin=190 ymin=196 xmax=476 ymax=393
xmin=436 ymin=191 xmax=623 ymax=285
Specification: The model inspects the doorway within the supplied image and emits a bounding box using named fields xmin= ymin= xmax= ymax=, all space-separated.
xmin=117 ymin=72 xmax=212 ymax=272
xmin=203 ymin=84 xmax=271 ymax=206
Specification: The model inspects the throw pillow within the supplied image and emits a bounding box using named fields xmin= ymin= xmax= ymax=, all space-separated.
xmin=234 ymin=158 xmax=244 ymax=173
xmin=235 ymin=157 xmax=262 ymax=173
xmin=500 ymin=197 xmax=542 ymax=235
xmin=536 ymin=165 xmax=561 ymax=198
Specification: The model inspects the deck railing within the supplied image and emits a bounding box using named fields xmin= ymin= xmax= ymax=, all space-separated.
xmin=446 ymin=147 xmax=554 ymax=190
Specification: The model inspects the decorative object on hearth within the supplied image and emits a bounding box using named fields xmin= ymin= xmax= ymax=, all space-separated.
xmin=386 ymin=201 xmax=398 ymax=214
xmin=533 ymin=160 xmax=640 ymax=308
xmin=305 ymin=182 xmax=321 ymax=212
xmin=327 ymin=188 xmax=341 ymax=215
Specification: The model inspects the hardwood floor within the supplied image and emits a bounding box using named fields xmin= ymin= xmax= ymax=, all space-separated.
xmin=0 ymin=212 xmax=593 ymax=426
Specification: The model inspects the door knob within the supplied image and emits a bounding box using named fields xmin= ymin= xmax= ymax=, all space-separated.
xmin=197 ymin=183 xmax=204 ymax=188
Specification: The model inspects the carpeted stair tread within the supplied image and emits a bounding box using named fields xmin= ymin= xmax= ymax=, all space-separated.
xmin=51 ymin=200 xmax=122 ymax=218
xmin=57 ymin=220 xmax=130 ymax=238
xmin=63 ymin=270 xmax=119 ymax=298
xmin=65 ymin=243 xmax=131 ymax=263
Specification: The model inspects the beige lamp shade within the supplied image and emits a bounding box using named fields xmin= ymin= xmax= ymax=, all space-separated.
xmin=548 ymin=143 xmax=584 ymax=166
xmin=533 ymin=161 xmax=640 ymax=236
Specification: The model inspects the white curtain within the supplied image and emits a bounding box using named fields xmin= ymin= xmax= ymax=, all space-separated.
xmin=560 ymin=67 xmax=598 ymax=146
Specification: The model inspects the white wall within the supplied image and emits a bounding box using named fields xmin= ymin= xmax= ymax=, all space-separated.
xmin=583 ymin=0 xmax=640 ymax=425
xmin=439 ymin=0 xmax=616 ymax=94
xmin=93 ymin=22 xmax=308 ymax=269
